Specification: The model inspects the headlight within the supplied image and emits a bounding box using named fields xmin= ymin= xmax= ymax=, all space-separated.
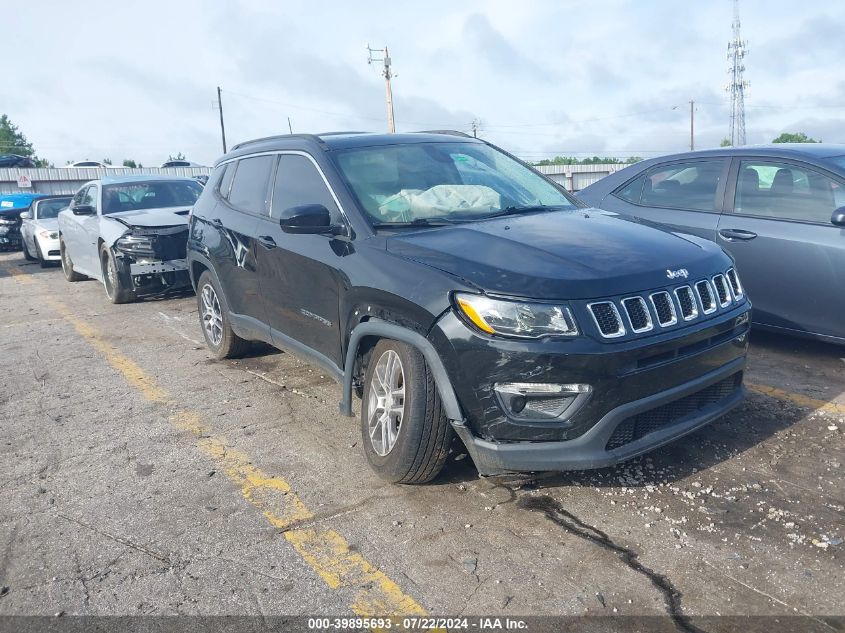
xmin=455 ymin=293 xmax=579 ymax=338
xmin=114 ymin=234 xmax=155 ymax=257
xmin=38 ymin=230 xmax=59 ymax=240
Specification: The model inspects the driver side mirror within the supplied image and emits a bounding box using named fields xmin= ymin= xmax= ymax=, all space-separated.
xmin=832 ymin=207 xmax=845 ymax=227
xmin=19 ymin=211 xmax=31 ymax=220
xmin=279 ymin=204 xmax=346 ymax=236
xmin=72 ymin=204 xmax=95 ymax=216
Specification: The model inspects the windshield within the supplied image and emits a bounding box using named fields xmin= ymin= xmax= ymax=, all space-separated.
xmin=824 ymin=155 xmax=845 ymax=175
xmin=332 ymin=141 xmax=577 ymax=224
xmin=102 ymin=181 xmax=202 ymax=214
xmin=36 ymin=198 xmax=71 ymax=219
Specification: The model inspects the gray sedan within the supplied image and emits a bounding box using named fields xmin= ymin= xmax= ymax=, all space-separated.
xmin=577 ymin=144 xmax=845 ymax=344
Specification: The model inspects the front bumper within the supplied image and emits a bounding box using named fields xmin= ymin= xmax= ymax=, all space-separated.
xmin=450 ymin=357 xmax=745 ymax=474
xmin=430 ymin=302 xmax=750 ymax=475
xmin=37 ymin=236 xmax=61 ymax=261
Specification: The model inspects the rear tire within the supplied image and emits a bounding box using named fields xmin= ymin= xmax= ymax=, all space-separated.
xmin=60 ymin=238 xmax=85 ymax=282
xmin=100 ymin=244 xmax=136 ymax=304
xmin=22 ymin=238 xmax=35 ymax=261
xmin=197 ymin=271 xmax=251 ymax=359
xmin=361 ymin=339 xmax=453 ymax=484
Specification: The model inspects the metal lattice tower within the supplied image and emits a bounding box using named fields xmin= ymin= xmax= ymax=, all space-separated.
xmin=727 ymin=0 xmax=748 ymax=145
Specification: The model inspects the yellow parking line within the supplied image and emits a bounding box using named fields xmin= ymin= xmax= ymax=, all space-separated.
xmin=6 ymin=265 xmax=34 ymax=284
xmin=29 ymin=290 xmax=427 ymax=616
xmin=747 ymin=382 xmax=845 ymax=417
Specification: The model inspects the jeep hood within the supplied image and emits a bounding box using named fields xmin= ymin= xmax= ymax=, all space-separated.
xmin=105 ymin=206 xmax=190 ymax=229
xmin=385 ymin=209 xmax=729 ymax=299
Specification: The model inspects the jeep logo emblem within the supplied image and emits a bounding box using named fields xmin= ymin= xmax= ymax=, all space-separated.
xmin=666 ymin=268 xmax=689 ymax=280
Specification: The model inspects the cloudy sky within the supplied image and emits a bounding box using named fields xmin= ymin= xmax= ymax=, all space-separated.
xmin=6 ymin=0 xmax=845 ymax=166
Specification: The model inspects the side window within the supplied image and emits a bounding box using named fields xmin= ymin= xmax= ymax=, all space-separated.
xmin=81 ymin=186 xmax=97 ymax=210
xmin=227 ymin=155 xmax=274 ymax=214
xmin=615 ymin=174 xmax=647 ymax=204
xmin=217 ymin=162 xmax=235 ymax=199
xmin=72 ymin=187 xmax=88 ymax=207
xmin=637 ymin=160 xmax=724 ymax=211
xmin=735 ymin=160 xmax=840 ymax=224
xmin=271 ymin=155 xmax=340 ymax=221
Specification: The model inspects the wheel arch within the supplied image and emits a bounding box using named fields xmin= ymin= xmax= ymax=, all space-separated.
xmin=340 ymin=318 xmax=463 ymax=422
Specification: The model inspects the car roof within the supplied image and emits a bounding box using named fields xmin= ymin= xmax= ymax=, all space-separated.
xmin=645 ymin=143 xmax=845 ymax=162
xmin=217 ymin=131 xmax=481 ymax=165
xmin=33 ymin=195 xmax=72 ymax=203
xmin=96 ymin=175 xmax=200 ymax=185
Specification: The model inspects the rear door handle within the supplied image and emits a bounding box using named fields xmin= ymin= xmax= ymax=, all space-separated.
xmin=257 ymin=235 xmax=276 ymax=249
xmin=718 ymin=228 xmax=757 ymax=241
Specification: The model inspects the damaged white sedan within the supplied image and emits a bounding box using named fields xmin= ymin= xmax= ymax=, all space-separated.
xmin=58 ymin=175 xmax=202 ymax=303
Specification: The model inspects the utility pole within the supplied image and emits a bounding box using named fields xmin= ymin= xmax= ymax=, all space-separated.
xmin=471 ymin=118 xmax=481 ymax=138
xmin=367 ymin=45 xmax=396 ymax=133
xmin=727 ymin=0 xmax=748 ymax=146
xmin=216 ymin=86 xmax=227 ymax=153
xmin=689 ymin=100 xmax=695 ymax=151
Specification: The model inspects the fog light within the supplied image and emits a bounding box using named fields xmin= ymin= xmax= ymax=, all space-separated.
xmin=494 ymin=382 xmax=591 ymax=421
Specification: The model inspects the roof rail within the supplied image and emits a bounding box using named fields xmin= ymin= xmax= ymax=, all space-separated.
xmin=230 ymin=133 xmax=327 ymax=152
xmin=415 ymin=130 xmax=474 ymax=138
xmin=316 ymin=131 xmax=369 ymax=137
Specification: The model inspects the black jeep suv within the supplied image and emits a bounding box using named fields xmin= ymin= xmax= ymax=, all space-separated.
xmin=187 ymin=132 xmax=750 ymax=483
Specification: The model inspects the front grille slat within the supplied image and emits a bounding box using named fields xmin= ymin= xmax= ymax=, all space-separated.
xmin=606 ymin=372 xmax=743 ymax=450
xmin=712 ymin=274 xmax=731 ymax=307
xmin=650 ymin=291 xmax=678 ymax=327
xmin=674 ymin=286 xmax=698 ymax=321
xmin=695 ymin=280 xmax=717 ymax=314
xmin=726 ymin=268 xmax=743 ymax=299
xmin=588 ymin=301 xmax=626 ymax=338
xmin=622 ymin=297 xmax=653 ymax=333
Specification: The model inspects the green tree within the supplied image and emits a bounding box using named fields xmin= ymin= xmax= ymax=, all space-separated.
xmin=103 ymin=158 xmax=113 ymax=166
xmin=772 ymin=132 xmax=820 ymax=143
xmin=534 ymin=155 xmax=642 ymax=167
xmin=122 ymin=159 xmax=141 ymax=168
xmin=720 ymin=138 xmax=732 ymax=147
xmin=168 ymin=152 xmax=186 ymax=161
xmin=0 ymin=114 xmax=49 ymax=166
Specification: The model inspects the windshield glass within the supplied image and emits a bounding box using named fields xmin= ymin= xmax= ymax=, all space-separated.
xmin=332 ymin=141 xmax=577 ymax=224
xmin=102 ymin=181 xmax=202 ymax=214
xmin=824 ymin=155 xmax=845 ymax=174
xmin=36 ymin=198 xmax=71 ymax=219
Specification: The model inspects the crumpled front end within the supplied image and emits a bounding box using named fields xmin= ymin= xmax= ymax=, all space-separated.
xmin=0 ymin=213 xmax=22 ymax=251
xmin=111 ymin=224 xmax=190 ymax=295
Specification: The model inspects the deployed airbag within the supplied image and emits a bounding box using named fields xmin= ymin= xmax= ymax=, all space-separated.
xmin=377 ymin=184 xmax=501 ymax=220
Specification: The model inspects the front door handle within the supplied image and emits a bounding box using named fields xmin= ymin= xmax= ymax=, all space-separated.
xmin=719 ymin=228 xmax=757 ymax=241
xmin=257 ymin=235 xmax=276 ymax=249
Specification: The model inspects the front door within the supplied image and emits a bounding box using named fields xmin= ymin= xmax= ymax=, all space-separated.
xmin=718 ymin=158 xmax=845 ymax=339
xmin=254 ymin=153 xmax=346 ymax=368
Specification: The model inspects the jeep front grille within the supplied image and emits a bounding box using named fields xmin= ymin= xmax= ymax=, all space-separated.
xmin=588 ymin=269 xmax=746 ymax=339
xmin=587 ymin=302 xmax=626 ymax=338
xmin=622 ymin=297 xmax=653 ymax=333
xmin=650 ymin=291 xmax=677 ymax=327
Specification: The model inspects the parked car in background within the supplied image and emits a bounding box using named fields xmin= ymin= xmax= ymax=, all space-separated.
xmin=188 ymin=131 xmax=750 ymax=483
xmin=66 ymin=161 xmax=110 ymax=169
xmin=58 ymin=175 xmax=202 ymax=303
xmin=577 ymin=144 xmax=845 ymax=345
xmin=161 ymin=159 xmax=205 ymax=168
xmin=21 ymin=195 xmax=72 ymax=267
xmin=0 ymin=193 xmax=48 ymax=251
xmin=0 ymin=154 xmax=37 ymax=168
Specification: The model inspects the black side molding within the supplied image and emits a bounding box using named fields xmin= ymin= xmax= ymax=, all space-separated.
xmin=339 ymin=319 xmax=464 ymax=422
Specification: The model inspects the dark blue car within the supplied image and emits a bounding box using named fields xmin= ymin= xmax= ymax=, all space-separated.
xmin=578 ymin=144 xmax=845 ymax=345
xmin=0 ymin=192 xmax=48 ymax=251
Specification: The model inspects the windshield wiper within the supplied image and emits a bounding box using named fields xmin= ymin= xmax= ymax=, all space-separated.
xmin=479 ymin=204 xmax=569 ymax=219
xmin=370 ymin=217 xmax=465 ymax=228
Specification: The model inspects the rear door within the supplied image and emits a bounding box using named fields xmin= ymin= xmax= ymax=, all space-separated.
xmin=718 ymin=158 xmax=845 ymax=339
xmin=254 ymin=152 xmax=345 ymax=368
xmin=599 ymin=158 xmax=729 ymax=240
xmin=203 ymin=157 xmax=273 ymax=324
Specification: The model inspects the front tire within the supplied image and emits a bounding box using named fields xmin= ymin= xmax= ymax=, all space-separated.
xmin=100 ymin=244 xmax=136 ymax=304
xmin=60 ymin=238 xmax=85 ymax=282
xmin=196 ymin=271 xmax=251 ymax=359
xmin=22 ymin=238 xmax=35 ymax=261
xmin=361 ymin=339 xmax=453 ymax=484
